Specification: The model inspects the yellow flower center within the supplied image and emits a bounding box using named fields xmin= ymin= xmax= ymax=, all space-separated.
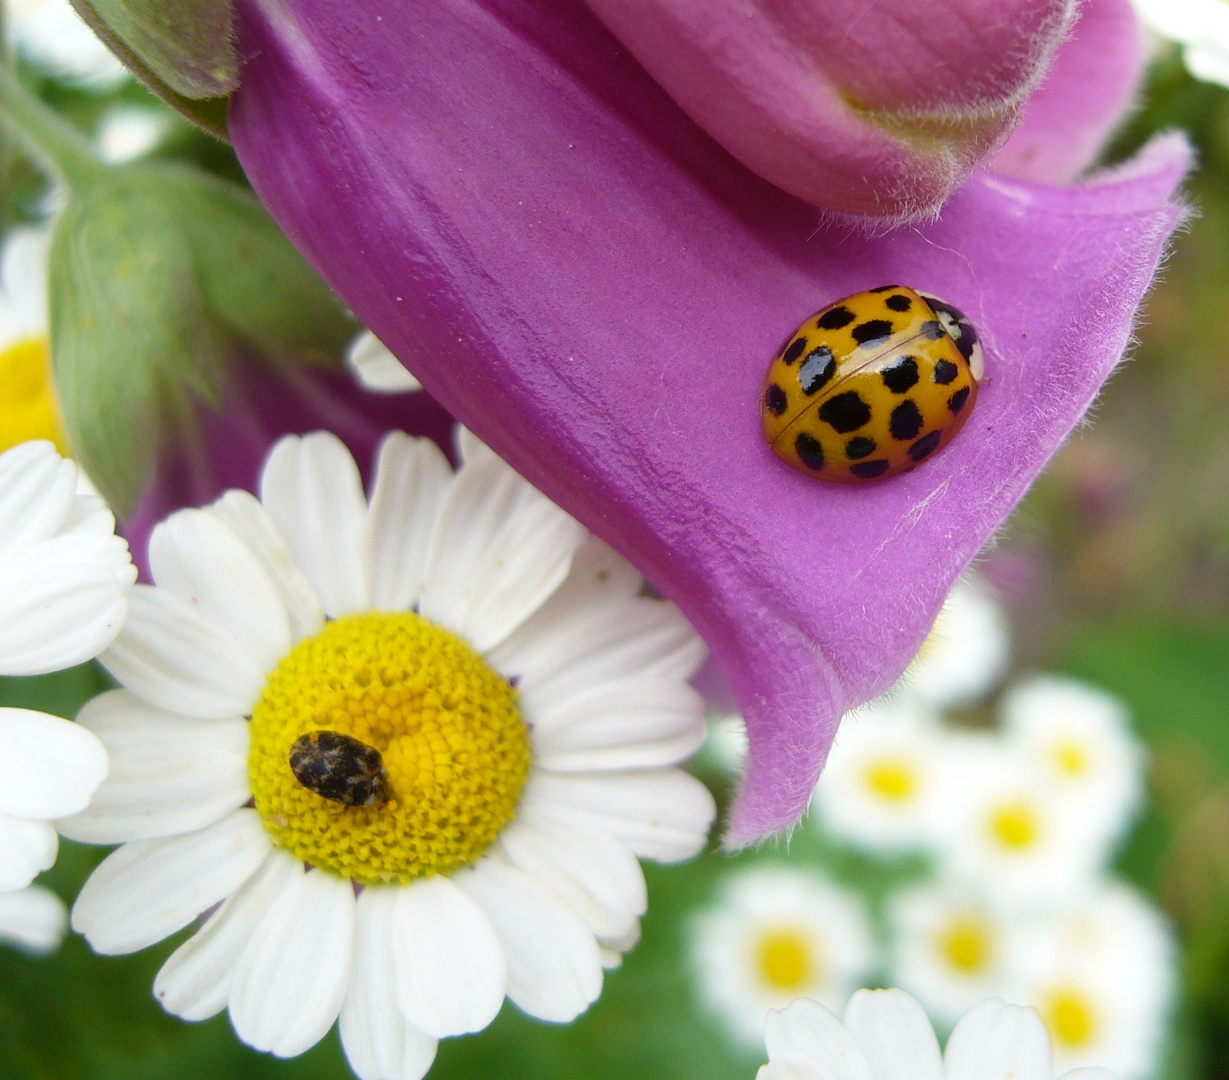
xmin=0 ymin=337 xmax=68 ymax=455
xmin=755 ymin=928 xmax=816 ymax=991
xmin=1044 ymin=986 xmax=1098 ymax=1049
xmin=247 ymin=611 xmax=531 ymax=885
xmin=1051 ymin=738 xmax=1089 ymax=777
xmin=988 ymin=799 xmax=1040 ymax=850
xmin=864 ymin=757 xmax=918 ymax=803
xmin=937 ymin=914 xmax=993 ymax=974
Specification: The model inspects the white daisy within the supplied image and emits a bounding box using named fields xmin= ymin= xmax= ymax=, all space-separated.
xmin=811 ymin=698 xmax=951 ymax=854
xmin=1005 ymin=884 xmax=1175 ymax=1080
xmin=60 ymin=428 xmax=715 ymax=1079
xmin=886 ymin=882 xmax=1016 ymax=1027
xmin=759 ymin=988 xmax=1118 ymax=1080
xmin=897 ymin=575 xmax=1011 ymax=711
xmin=5 ymin=0 xmax=128 ymax=88
xmin=346 ymin=330 xmax=423 ymax=395
xmin=688 ymin=865 xmax=875 ymax=1047
xmin=0 ymin=884 xmax=68 ymax=953
xmin=1132 ymin=0 xmax=1229 ymax=88
xmin=1000 ymin=676 xmax=1145 ymax=853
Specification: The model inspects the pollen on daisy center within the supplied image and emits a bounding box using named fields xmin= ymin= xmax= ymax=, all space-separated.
xmin=1044 ymin=986 xmax=1098 ymax=1049
xmin=0 ymin=337 xmax=68 ymax=454
xmin=988 ymin=799 xmax=1039 ymax=850
xmin=863 ymin=757 xmax=917 ymax=802
xmin=937 ymin=915 xmax=992 ymax=973
xmin=755 ymin=928 xmax=816 ymax=991
xmin=247 ymin=611 xmax=531 ymax=885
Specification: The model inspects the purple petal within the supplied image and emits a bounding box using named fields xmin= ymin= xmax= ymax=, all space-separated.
xmin=228 ymin=0 xmax=1188 ymax=844
xmin=994 ymin=0 xmax=1146 ymax=182
xmin=583 ymin=0 xmax=1076 ymax=218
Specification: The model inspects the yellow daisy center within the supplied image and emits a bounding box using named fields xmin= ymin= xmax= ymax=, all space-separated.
xmin=1044 ymin=986 xmax=1098 ymax=1049
xmin=937 ymin=914 xmax=993 ymax=974
xmin=0 ymin=337 xmax=68 ymax=455
xmin=988 ymin=799 xmax=1040 ymax=850
xmin=248 ymin=611 xmax=531 ymax=886
xmin=1052 ymin=738 xmax=1089 ymax=777
xmin=863 ymin=757 xmax=918 ymax=803
xmin=755 ymin=927 xmax=816 ymax=991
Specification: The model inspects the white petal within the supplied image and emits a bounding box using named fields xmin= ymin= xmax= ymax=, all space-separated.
xmin=454 ymin=427 xmax=498 ymax=468
xmin=0 ymin=707 xmax=108 ymax=819
xmin=764 ymin=1000 xmax=874 ymax=1080
xmin=531 ymin=677 xmax=706 ymax=772
xmin=1057 ymin=1071 xmax=1118 ymax=1080
xmin=0 ymin=543 xmax=127 ymax=674
xmin=420 ymin=455 xmax=586 ymax=651
xmin=457 ymin=856 xmax=602 ymax=1023
xmin=102 ymin=585 xmax=267 ymax=720
xmin=229 ymin=866 xmax=355 ymax=1058
xmin=346 ymin=331 xmax=423 ymax=394
xmin=57 ymin=690 xmax=248 ymax=844
xmin=260 ymin=432 xmax=369 ymax=617
xmin=155 ymin=849 xmax=301 ymax=1021
xmin=0 ymin=814 xmax=57 ymax=890
xmin=945 ymin=999 xmax=1053 ymax=1080
xmin=363 ymin=433 xmax=453 ymax=612
xmin=499 ymin=814 xmax=645 ymax=939
xmin=0 ymin=441 xmax=76 ymax=562
xmin=71 ymin=809 xmax=271 ymax=954
xmin=843 ymin=989 xmax=944 ymax=1080
xmin=523 ymin=769 xmax=715 ymax=862
xmin=208 ymin=490 xmax=325 ymax=642
xmin=148 ymin=509 xmax=291 ymax=673
xmin=0 ymin=885 xmax=67 ymax=953
xmin=391 ymin=874 xmax=507 ymax=1038
xmin=340 ymin=887 xmax=439 ymax=1080
xmin=757 ymin=1062 xmax=838 ymax=1080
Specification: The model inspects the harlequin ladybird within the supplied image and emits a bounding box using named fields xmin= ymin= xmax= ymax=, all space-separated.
xmin=289 ymin=731 xmax=392 ymax=807
xmin=761 ymin=286 xmax=983 ymax=482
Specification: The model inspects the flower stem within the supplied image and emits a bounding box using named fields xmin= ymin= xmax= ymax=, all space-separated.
xmin=0 ymin=63 xmax=104 ymax=189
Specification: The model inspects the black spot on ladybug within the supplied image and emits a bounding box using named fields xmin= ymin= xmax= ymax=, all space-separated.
xmin=764 ymin=383 xmax=788 ymax=416
xmin=890 ymin=400 xmax=924 ymax=441
xmin=869 ymin=284 xmax=900 ymax=293
xmin=933 ymin=360 xmax=958 ymax=385
xmin=909 ymin=430 xmax=943 ymax=461
xmin=290 ymin=731 xmax=392 ymax=808
xmin=816 ymin=306 xmax=856 ymax=331
xmin=850 ymin=460 xmax=890 ymax=479
xmin=798 ymin=346 xmax=836 ymax=395
xmin=885 ymin=294 xmax=912 ymax=312
xmin=949 ymin=386 xmax=971 ymax=414
xmin=819 ymin=391 xmax=872 ymax=434
xmin=782 ymin=337 xmax=808 ymax=364
xmin=881 ymin=356 xmax=920 ymax=394
xmin=852 ymin=320 xmax=894 ymax=346
xmin=794 ymin=432 xmax=825 ymax=471
xmin=845 ymin=436 xmax=877 ymax=460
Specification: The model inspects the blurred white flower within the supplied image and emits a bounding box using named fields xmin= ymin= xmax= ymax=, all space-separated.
xmin=897 ymin=575 xmax=1010 ymax=711
xmin=689 ymin=865 xmax=875 ymax=1047
xmin=1001 ymin=676 xmax=1145 ymax=853
xmin=95 ymin=106 xmax=171 ymax=164
xmin=703 ymin=711 xmax=748 ymax=774
xmin=1132 ymin=0 xmax=1229 ymax=88
xmin=5 ymin=0 xmax=128 ymax=88
xmin=346 ymin=330 xmax=423 ymax=394
xmin=811 ymin=699 xmax=952 ymax=854
xmin=1006 ymin=884 xmax=1175 ymax=1080
xmin=758 ymin=989 xmax=1118 ymax=1080
xmin=886 ymin=883 xmax=1015 ymax=1027
xmin=0 ymin=884 xmax=68 ymax=953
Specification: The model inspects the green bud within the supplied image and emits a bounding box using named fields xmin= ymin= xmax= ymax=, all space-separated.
xmin=50 ymin=164 xmax=356 ymax=515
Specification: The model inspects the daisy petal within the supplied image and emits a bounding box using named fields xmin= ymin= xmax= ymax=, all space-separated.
xmin=764 ymin=999 xmax=874 ymax=1080
xmin=102 ymin=585 xmax=267 ymax=720
xmin=531 ymin=676 xmax=706 ymax=771
xmin=340 ymin=886 xmax=439 ymax=1080
xmin=208 ymin=490 xmax=325 ymax=642
xmin=148 ymin=509 xmax=291 ymax=673
xmin=346 ymin=330 xmax=424 ymax=394
xmin=499 ymin=814 xmax=646 ymax=939
xmin=0 ymin=442 xmax=76 ymax=562
xmin=57 ymin=690 xmax=249 ymax=844
xmin=260 ymin=431 xmax=370 ymax=617
xmin=524 ymin=769 xmax=715 ymax=862
xmin=0 ymin=814 xmax=57 ymax=891
xmin=71 ymin=809 xmax=271 ymax=955
xmin=0 ymin=707 xmax=108 ymax=819
xmin=756 ymin=1062 xmax=837 ymax=1080
xmin=0 ymin=885 xmax=67 ymax=953
xmin=155 ymin=849 xmax=301 ymax=1021
xmin=392 ymin=875 xmax=507 ymax=1039
xmin=1056 ymin=1071 xmax=1118 ymax=1080
xmin=945 ymin=999 xmax=1053 ymax=1080
xmin=844 ymin=989 xmax=944 ymax=1080
xmin=230 ymin=866 xmax=355 ymax=1057
xmin=363 ymin=432 xmax=453 ymax=612
xmin=457 ymin=856 xmax=602 ymax=1023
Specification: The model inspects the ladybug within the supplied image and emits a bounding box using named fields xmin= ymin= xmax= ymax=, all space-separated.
xmin=761 ymin=286 xmax=983 ymax=482
xmin=289 ymin=731 xmax=392 ymax=807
